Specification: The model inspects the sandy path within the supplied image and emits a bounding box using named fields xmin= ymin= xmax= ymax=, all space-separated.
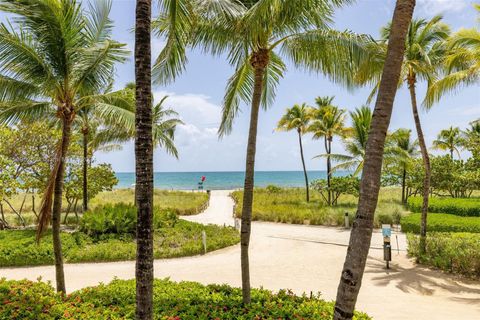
xmin=1 ymin=190 xmax=479 ymax=320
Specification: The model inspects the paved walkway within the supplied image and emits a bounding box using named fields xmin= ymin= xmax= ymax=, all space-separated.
xmin=1 ymin=190 xmax=479 ymax=320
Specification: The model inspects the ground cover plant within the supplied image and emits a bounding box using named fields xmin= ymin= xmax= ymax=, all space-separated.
xmin=407 ymin=232 xmax=480 ymax=278
xmin=407 ymin=196 xmax=480 ymax=217
xmin=231 ymin=187 xmax=406 ymax=228
xmin=0 ymin=278 xmax=371 ymax=319
xmin=0 ymin=205 xmax=237 ymax=267
xmin=401 ymin=213 xmax=480 ymax=233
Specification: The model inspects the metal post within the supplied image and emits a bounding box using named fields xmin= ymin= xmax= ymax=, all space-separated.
xmin=202 ymin=230 xmax=207 ymax=254
xmin=344 ymin=212 xmax=349 ymax=228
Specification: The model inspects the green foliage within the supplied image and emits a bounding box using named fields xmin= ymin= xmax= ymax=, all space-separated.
xmin=310 ymin=176 xmax=360 ymax=205
xmin=0 ymin=278 xmax=371 ymax=319
xmin=64 ymin=163 xmax=118 ymax=207
xmin=407 ymin=197 xmax=480 ymax=217
xmin=80 ymin=204 xmax=177 ymax=238
xmin=407 ymin=232 xmax=480 ymax=278
xmin=406 ymin=155 xmax=480 ymax=198
xmin=265 ymin=185 xmax=282 ymax=193
xmin=232 ymin=187 xmax=405 ymax=228
xmin=0 ymin=220 xmax=238 ymax=267
xmin=401 ymin=213 xmax=480 ymax=233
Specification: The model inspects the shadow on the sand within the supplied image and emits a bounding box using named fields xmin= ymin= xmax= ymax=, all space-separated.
xmin=365 ymin=256 xmax=480 ymax=303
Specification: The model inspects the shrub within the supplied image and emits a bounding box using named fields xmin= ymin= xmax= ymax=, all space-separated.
xmin=265 ymin=184 xmax=282 ymax=193
xmin=401 ymin=213 xmax=480 ymax=233
xmin=407 ymin=196 xmax=480 ymax=217
xmin=407 ymin=232 xmax=480 ymax=278
xmin=80 ymin=203 xmax=178 ymax=238
xmin=0 ymin=278 xmax=371 ymax=319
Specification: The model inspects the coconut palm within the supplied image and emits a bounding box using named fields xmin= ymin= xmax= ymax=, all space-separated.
xmin=0 ymin=0 xmax=127 ymax=293
xmin=385 ymin=128 xmax=419 ymax=203
xmin=322 ymin=106 xmax=372 ymax=177
xmin=134 ymin=0 xmax=154 ymax=317
xmin=463 ymin=119 xmax=480 ymax=156
xmin=432 ymin=126 xmax=463 ymax=159
xmin=333 ymin=1 xmax=415 ymax=319
xmin=425 ymin=4 xmax=480 ymax=106
xmin=154 ymin=0 xmax=375 ymax=303
xmin=363 ymin=15 xmax=450 ymax=253
xmin=276 ymin=103 xmax=312 ymax=202
xmin=308 ymin=96 xmax=346 ymax=205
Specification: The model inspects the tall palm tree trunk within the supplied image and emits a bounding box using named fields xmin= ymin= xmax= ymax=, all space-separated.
xmin=82 ymin=126 xmax=88 ymax=212
xmin=240 ymin=49 xmax=268 ymax=304
xmin=325 ymin=137 xmax=332 ymax=205
xmin=298 ymin=129 xmax=309 ymax=202
xmin=401 ymin=166 xmax=407 ymax=204
xmin=408 ymin=77 xmax=430 ymax=254
xmin=333 ymin=1 xmax=415 ymax=319
xmin=135 ymin=0 xmax=154 ymax=319
xmin=52 ymin=115 xmax=74 ymax=293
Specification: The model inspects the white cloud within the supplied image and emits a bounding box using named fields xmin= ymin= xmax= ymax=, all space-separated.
xmin=448 ymin=105 xmax=480 ymax=117
xmin=417 ymin=0 xmax=467 ymax=14
xmin=152 ymin=91 xmax=222 ymax=149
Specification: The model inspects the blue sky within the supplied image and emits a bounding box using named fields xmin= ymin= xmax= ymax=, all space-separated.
xmin=2 ymin=0 xmax=480 ymax=172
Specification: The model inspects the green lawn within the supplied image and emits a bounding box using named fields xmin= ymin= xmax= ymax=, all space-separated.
xmin=0 ymin=220 xmax=238 ymax=267
xmin=231 ymin=187 xmax=406 ymax=228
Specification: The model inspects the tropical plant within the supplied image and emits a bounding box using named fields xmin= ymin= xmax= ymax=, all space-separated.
xmin=424 ymin=4 xmax=480 ymax=106
xmin=276 ymin=103 xmax=312 ymax=202
xmin=0 ymin=0 xmax=127 ymax=292
xmin=333 ymin=1 xmax=415 ymax=319
xmin=323 ymin=106 xmax=372 ymax=177
xmin=365 ymin=15 xmax=450 ymax=254
xmin=463 ymin=119 xmax=480 ymax=158
xmin=154 ymin=0 xmax=375 ymax=304
xmin=308 ymin=96 xmax=346 ymax=205
xmin=134 ymin=0 xmax=154 ymax=318
xmin=384 ymin=128 xmax=419 ymax=203
xmin=432 ymin=126 xmax=463 ymax=158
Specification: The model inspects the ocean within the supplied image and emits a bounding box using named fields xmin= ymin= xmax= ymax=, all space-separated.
xmin=115 ymin=171 xmax=350 ymax=190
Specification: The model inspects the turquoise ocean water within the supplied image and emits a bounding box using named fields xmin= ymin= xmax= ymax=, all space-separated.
xmin=115 ymin=171 xmax=350 ymax=190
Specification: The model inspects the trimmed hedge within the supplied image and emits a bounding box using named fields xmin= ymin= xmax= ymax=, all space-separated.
xmin=407 ymin=196 xmax=480 ymax=217
xmin=407 ymin=232 xmax=480 ymax=278
xmin=0 ymin=278 xmax=371 ymax=319
xmin=401 ymin=213 xmax=480 ymax=234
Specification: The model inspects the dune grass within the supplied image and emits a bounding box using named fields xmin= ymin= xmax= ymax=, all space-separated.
xmin=231 ymin=187 xmax=406 ymax=228
xmin=1 ymin=189 xmax=209 ymax=226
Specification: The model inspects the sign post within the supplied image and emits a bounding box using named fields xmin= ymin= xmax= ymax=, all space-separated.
xmin=382 ymin=224 xmax=392 ymax=269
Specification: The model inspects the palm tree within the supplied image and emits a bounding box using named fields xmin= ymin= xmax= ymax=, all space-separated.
xmin=364 ymin=15 xmax=449 ymax=253
xmin=463 ymin=119 xmax=480 ymax=157
xmin=386 ymin=128 xmax=419 ymax=203
xmin=0 ymin=0 xmax=127 ymax=293
xmin=333 ymin=1 xmax=415 ymax=319
xmin=154 ymin=0 xmax=375 ymax=303
xmin=134 ymin=0 xmax=154 ymax=318
xmin=424 ymin=4 xmax=480 ymax=106
xmin=276 ymin=103 xmax=312 ymax=202
xmin=432 ymin=126 xmax=463 ymax=158
xmin=308 ymin=96 xmax=346 ymax=205
xmin=322 ymin=106 xmax=372 ymax=177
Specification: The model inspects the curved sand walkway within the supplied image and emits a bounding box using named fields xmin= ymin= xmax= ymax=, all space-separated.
xmin=1 ymin=190 xmax=479 ymax=320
